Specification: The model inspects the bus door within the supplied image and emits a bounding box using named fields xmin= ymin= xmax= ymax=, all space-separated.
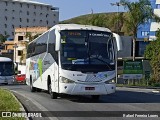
xmin=54 ymin=62 xmax=59 ymax=93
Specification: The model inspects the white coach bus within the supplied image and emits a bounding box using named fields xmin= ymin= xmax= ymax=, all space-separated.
xmin=0 ymin=57 xmax=14 ymax=85
xmin=26 ymin=24 xmax=122 ymax=100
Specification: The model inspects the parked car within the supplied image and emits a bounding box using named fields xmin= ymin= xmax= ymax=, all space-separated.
xmin=15 ymin=74 xmax=26 ymax=83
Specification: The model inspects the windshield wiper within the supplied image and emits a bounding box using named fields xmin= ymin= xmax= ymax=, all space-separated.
xmin=90 ymin=57 xmax=113 ymax=70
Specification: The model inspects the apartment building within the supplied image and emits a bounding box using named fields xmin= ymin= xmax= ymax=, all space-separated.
xmin=0 ymin=0 xmax=59 ymax=38
xmin=136 ymin=0 xmax=160 ymax=57
xmin=137 ymin=0 xmax=160 ymax=40
xmin=14 ymin=27 xmax=49 ymax=64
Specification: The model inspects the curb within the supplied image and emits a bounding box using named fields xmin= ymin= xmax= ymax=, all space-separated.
xmin=152 ymin=90 xmax=160 ymax=93
xmin=10 ymin=90 xmax=29 ymax=120
xmin=11 ymin=90 xmax=59 ymax=120
xmin=117 ymin=86 xmax=160 ymax=94
xmin=117 ymin=86 xmax=160 ymax=89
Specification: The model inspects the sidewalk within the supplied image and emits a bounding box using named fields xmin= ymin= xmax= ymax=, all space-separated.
xmin=117 ymin=85 xmax=160 ymax=93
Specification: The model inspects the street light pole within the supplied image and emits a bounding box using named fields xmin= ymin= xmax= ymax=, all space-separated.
xmin=13 ymin=43 xmax=18 ymax=75
xmin=110 ymin=2 xmax=125 ymax=34
xmin=110 ymin=2 xmax=125 ymax=84
xmin=14 ymin=43 xmax=17 ymax=63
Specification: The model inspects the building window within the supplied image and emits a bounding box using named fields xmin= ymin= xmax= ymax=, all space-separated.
xmin=39 ymin=20 xmax=42 ymax=24
xmin=54 ymin=14 xmax=56 ymax=16
xmin=5 ymin=1 xmax=8 ymax=6
xmin=34 ymin=5 xmax=36 ymax=9
xmin=4 ymin=24 xmax=7 ymax=28
xmin=141 ymin=31 xmax=149 ymax=36
xmin=46 ymin=20 xmax=49 ymax=25
xmin=5 ymin=9 xmax=7 ymax=11
xmin=19 ymin=10 xmax=22 ymax=15
xmin=33 ymin=19 xmax=36 ymax=22
xmin=12 ymin=32 xmax=14 ymax=36
xmin=5 ymin=16 xmax=7 ymax=21
xmin=34 ymin=12 xmax=36 ymax=16
xmin=19 ymin=25 xmax=22 ymax=28
xmin=27 ymin=4 xmax=29 ymax=8
xmin=18 ymin=36 xmax=24 ymax=41
xmin=40 ymin=13 xmax=43 ymax=16
xmin=46 ymin=14 xmax=49 ymax=18
xmin=12 ymin=25 xmax=14 ymax=28
xmin=157 ymin=4 xmax=160 ymax=9
xmin=20 ymin=18 xmax=22 ymax=22
xmin=12 ymin=17 xmax=15 ymax=20
xmin=27 ymin=11 xmax=29 ymax=15
xmin=12 ymin=10 xmax=15 ymax=13
xmin=18 ymin=50 xmax=23 ymax=56
xmin=27 ymin=19 xmax=29 ymax=23
xmin=47 ymin=7 xmax=49 ymax=11
xmin=40 ymin=6 xmax=43 ymax=10
xmin=4 ymin=31 xmax=7 ymax=35
xmin=20 ymin=3 xmax=22 ymax=8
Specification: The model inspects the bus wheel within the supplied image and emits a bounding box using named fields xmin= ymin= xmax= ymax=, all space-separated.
xmin=91 ymin=95 xmax=100 ymax=101
xmin=30 ymin=80 xmax=36 ymax=92
xmin=49 ymin=84 xmax=57 ymax=99
xmin=36 ymin=88 xmax=41 ymax=92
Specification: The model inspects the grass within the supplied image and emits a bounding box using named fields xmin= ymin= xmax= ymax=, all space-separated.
xmin=0 ymin=88 xmax=25 ymax=120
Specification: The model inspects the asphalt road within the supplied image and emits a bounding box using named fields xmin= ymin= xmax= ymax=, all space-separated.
xmin=1 ymin=84 xmax=160 ymax=120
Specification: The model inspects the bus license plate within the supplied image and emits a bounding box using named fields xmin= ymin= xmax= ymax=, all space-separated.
xmin=85 ymin=87 xmax=95 ymax=90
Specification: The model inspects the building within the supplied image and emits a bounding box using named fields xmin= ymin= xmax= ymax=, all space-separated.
xmin=136 ymin=0 xmax=160 ymax=57
xmin=0 ymin=41 xmax=14 ymax=54
xmin=14 ymin=27 xmax=49 ymax=64
xmin=137 ymin=0 xmax=160 ymax=40
xmin=0 ymin=0 xmax=59 ymax=39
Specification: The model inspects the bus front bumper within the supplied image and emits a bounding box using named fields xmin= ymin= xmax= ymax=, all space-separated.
xmin=0 ymin=77 xmax=14 ymax=84
xmin=59 ymin=83 xmax=116 ymax=95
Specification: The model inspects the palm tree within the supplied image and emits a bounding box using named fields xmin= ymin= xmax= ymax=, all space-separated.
xmin=120 ymin=0 xmax=160 ymax=61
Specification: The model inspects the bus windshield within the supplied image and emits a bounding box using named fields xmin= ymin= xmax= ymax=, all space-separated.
xmin=60 ymin=30 xmax=115 ymax=72
xmin=0 ymin=62 xmax=14 ymax=76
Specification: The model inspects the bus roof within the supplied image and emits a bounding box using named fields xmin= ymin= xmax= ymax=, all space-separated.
xmin=0 ymin=57 xmax=12 ymax=62
xmin=28 ymin=24 xmax=112 ymax=45
xmin=51 ymin=24 xmax=112 ymax=32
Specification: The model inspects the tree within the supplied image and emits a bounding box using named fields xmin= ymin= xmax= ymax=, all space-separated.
xmin=144 ymin=29 xmax=160 ymax=83
xmin=120 ymin=0 xmax=160 ymax=61
xmin=0 ymin=34 xmax=9 ymax=43
xmin=88 ymin=14 xmax=106 ymax=27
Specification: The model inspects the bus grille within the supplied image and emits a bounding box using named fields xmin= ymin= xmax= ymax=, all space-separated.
xmin=85 ymin=75 xmax=102 ymax=82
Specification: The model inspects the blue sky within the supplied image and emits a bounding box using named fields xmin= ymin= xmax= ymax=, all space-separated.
xmin=36 ymin=0 xmax=137 ymax=21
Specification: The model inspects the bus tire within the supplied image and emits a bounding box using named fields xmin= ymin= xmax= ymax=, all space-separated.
xmin=91 ymin=95 xmax=100 ymax=101
xmin=49 ymin=84 xmax=57 ymax=99
xmin=36 ymin=88 xmax=41 ymax=92
xmin=30 ymin=78 xmax=36 ymax=92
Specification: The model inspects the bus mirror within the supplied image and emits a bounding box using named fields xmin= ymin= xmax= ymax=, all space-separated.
xmin=113 ymin=33 xmax=122 ymax=51
xmin=55 ymin=30 xmax=61 ymax=51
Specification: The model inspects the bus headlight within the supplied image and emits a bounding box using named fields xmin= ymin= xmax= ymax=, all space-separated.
xmin=60 ymin=77 xmax=75 ymax=83
xmin=105 ymin=78 xmax=115 ymax=84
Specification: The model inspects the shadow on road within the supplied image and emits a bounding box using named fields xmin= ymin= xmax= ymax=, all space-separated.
xmin=60 ymin=90 xmax=160 ymax=103
xmin=1 ymin=84 xmax=160 ymax=103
